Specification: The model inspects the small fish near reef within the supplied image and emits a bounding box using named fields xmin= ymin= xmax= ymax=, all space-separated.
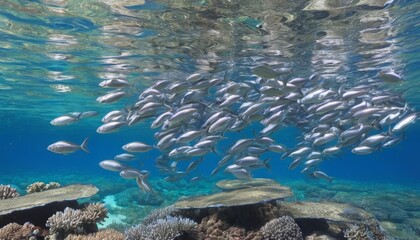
xmin=47 ymin=138 xmax=89 ymax=155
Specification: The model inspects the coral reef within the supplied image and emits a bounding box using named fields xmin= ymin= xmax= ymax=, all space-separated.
xmin=65 ymin=229 xmax=124 ymax=240
xmin=141 ymin=205 xmax=179 ymax=225
xmin=82 ymin=203 xmax=108 ymax=225
xmin=175 ymin=184 xmax=292 ymax=208
xmin=344 ymin=219 xmax=391 ymax=240
xmin=26 ymin=181 xmax=61 ymax=194
xmin=137 ymin=191 xmax=164 ymax=206
xmin=339 ymin=207 xmax=365 ymax=221
xmin=0 ymin=222 xmax=45 ymax=240
xmin=260 ymin=216 xmax=303 ymax=240
xmin=197 ymin=209 xmax=265 ymax=240
xmin=0 ymin=184 xmax=98 ymax=227
xmin=125 ymin=216 xmax=197 ymax=240
xmin=0 ymin=185 xmax=20 ymax=200
xmin=46 ymin=203 xmax=108 ymax=239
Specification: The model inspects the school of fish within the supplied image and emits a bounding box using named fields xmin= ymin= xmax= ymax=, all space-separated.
xmin=47 ymin=64 xmax=418 ymax=192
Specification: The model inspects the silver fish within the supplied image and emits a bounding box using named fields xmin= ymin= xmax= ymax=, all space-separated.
xmin=122 ymin=142 xmax=153 ymax=152
xmin=47 ymin=138 xmax=89 ymax=154
xmin=114 ymin=153 xmax=136 ymax=161
xmin=228 ymin=139 xmax=254 ymax=154
xmin=96 ymin=91 xmax=126 ymax=103
xmin=151 ymin=112 xmax=172 ymax=129
xmin=379 ymin=69 xmax=403 ymax=83
xmin=392 ymin=113 xmax=417 ymax=134
xmin=50 ymin=115 xmax=79 ymax=126
xmin=208 ymin=116 xmax=233 ymax=133
xmin=102 ymin=110 xmax=125 ymax=123
xmin=120 ymin=168 xmax=147 ymax=179
xmin=99 ymin=79 xmax=131 ymax=88
xmin=80 ymin=111 xmax=99 ymax=119
xmin=168 ymin=108 xmax=197 ymax=124
xmin=313 ymin=171 xmax=333 ymax=182
xmin=135 ymin=175 xmax=153 ymax=193
xmin=351 ymin=146 xmax=375 ymax=155
xmin=177 ymin=130 xmax=205 ymax=143
xmin=96 ymin=121 xmax=125 ymax=133
xmin=186 ymin=73 xmax=203 ymax=82
xmin=99 ymin=160 xmax=127 ymax=171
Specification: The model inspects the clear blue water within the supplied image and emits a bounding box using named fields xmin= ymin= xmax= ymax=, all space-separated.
xmin=1 ymin=0 xmax=420 ymax=237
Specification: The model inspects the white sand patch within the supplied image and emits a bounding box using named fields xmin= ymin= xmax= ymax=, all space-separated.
xmin=99 ymin=195 xmax=127 ymax=229
xmin=98 ymin=212 xmax=127 ymax=229
xmin=103 ymin=195 xmax=123 ymax=209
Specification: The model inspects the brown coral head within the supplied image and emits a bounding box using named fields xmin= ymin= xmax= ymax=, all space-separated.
xmin=0 ymin=184 xmax=20 ymax=200
xmin=82 ymin=203 xmax=108 ymax=223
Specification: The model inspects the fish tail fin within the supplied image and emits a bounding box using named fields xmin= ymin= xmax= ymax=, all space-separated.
xmin=263 ymin=158 xmax=271 ymax=169
xmin=81 ymin=137 xmax=89 ymax=153
xmin=281 ymin=151 xmax=291 ymax=160
xmin=136 ymin=176 xmax=154 ymax=193
xmin=211 ymin=166 xmax=220 ymax=176
xmin=211 ymin=145 xmax=220 ymax=156
xmin=371 ymin=120 xmax=382 ymax=131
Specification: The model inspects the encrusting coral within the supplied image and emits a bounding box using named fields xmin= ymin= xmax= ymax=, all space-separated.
xmin=0 ymin=184 xmax=20 ymax=200
xmin=125 ymin=216 xmax=197 ymax=240
xmin=26 ymin=181 xmax=61 ymax=194
xmin=46 ymin=203 xmax=108 ymax=239
xmin=260 ymin=216 xmax=303 ymax=240
xmin=65 ymin=229 xmax=124 ymax=240
xmin=344 ymin=219 xmax=390 ymax=240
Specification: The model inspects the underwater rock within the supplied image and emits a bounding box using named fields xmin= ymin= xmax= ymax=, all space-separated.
xmin=175 ymin=184 xmax=292 ymax=209
xmin=0 ymin=185 xmax=20 ymax=200
xmin=260 ymin=215 xmax=303 ymax=240
xmin=216 ymin=178 xmax=279 ymax=190
xmin=26 ymin=181 xmax=61 ymax=194
xmin=0 ymin=184 xmax=98 ymax=227
xmin=46 ymin=203 xmax=108 ymax=239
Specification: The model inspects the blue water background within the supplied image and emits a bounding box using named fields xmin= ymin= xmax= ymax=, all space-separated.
xmin=0 ymin=0 xmax=420 ymax=188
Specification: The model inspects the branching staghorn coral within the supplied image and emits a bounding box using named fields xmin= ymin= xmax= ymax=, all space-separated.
xmin=260 ymin=215 xmax=303 ymax=240
xmin=140 ymin=205 xmax=179 ymax=225
xmin=0 ymin=184 xmax=20 ymax=199
xmin=125 ymin=216 xmax=197 ymax=240
xmin=46 ymin=203 xmax=108 ymax=239
xmin=26 ymin=181 xmax=61 ymax=194
xmin=82 ymin=203 xmax=109 ymax=224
